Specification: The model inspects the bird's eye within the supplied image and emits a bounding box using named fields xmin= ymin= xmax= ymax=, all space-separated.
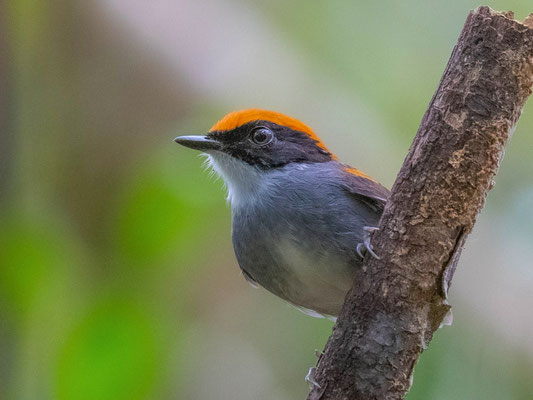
xmin=251 ymin=127 xmax=273 ymax=145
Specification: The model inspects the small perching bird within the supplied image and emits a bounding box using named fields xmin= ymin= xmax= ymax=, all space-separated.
xmin=175 ymin=109 xmax=389 ymax=319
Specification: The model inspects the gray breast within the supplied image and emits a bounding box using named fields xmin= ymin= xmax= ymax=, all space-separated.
xmin=230 ymin=162 xmax=379 ymax=317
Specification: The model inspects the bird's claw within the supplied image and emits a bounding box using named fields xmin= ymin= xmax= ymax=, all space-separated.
xmin=305 ymin=367 xmax=321 ymax=389
xmin=356 ymin=226 xmax=381 ymax=260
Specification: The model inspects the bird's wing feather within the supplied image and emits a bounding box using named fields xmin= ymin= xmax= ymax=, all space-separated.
xmin=340 ymin=166 xmax=390 ymax=213
xmin=241 ymin=268 xmax=259 ymax=288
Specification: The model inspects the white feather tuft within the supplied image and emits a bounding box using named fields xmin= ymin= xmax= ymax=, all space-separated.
xmin=201 ymin=151 xmax=269 ymax=209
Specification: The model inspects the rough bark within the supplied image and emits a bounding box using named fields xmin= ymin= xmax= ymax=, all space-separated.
xmin=308 ymin=7 xmax=533 ymax=400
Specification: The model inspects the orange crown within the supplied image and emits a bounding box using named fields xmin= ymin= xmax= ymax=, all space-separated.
xmin=209 ymin=109 xmax=377 ymax=180
xmin=210 ymin=109 xmax=332 ymax=153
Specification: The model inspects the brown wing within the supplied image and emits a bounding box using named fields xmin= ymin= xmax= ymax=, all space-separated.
xmin=341 ymin=165 xmax=390 ymax=213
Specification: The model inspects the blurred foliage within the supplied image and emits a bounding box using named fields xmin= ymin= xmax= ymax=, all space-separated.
xmin=1 ymin=0 xmax=533 ymax=399
xmin=57 ymin=298 xmax=161 ymax=400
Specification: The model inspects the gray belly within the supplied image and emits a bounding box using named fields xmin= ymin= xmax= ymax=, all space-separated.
xmin=232 ymin=202 xmax=370 ymax=317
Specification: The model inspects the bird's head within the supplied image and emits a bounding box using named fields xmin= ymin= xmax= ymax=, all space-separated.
xmin=175 ymin=109 xmax=335 ymax=167
xmin=174 ymin=109 xmax=339 ymax=204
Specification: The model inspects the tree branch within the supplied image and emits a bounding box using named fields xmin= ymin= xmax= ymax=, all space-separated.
xmin=308 ymin=7 xmax=533 ymax=400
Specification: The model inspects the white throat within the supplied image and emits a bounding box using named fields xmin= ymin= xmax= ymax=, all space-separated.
xmin=204 ymin=152 xmax=266 ymax=209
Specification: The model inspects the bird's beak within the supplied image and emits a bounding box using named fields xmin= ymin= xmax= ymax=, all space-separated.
xmin=173 ymin=135 xmax=221 ymax=151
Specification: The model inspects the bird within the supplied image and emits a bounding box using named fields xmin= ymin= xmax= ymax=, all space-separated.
xmin=174 ymin=109 xmax=389 ymax=320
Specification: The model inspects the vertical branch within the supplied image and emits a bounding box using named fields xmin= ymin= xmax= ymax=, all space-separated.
xmin=308 ymin=7 xmax=533 ymax=400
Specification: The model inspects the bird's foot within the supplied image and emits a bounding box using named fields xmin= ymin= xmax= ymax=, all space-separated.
xmin=305 ymin=367 xmax=321 ymax=389
xmin=356 ymin=226 xmax=381 ymax=260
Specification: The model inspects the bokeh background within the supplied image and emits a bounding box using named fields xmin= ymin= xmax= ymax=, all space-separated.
xmin=2 ymin=1 xmax=533 ymax=399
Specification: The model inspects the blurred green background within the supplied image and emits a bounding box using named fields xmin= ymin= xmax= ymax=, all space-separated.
xmin=2 ymin=1 xmax=533 ymax=399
